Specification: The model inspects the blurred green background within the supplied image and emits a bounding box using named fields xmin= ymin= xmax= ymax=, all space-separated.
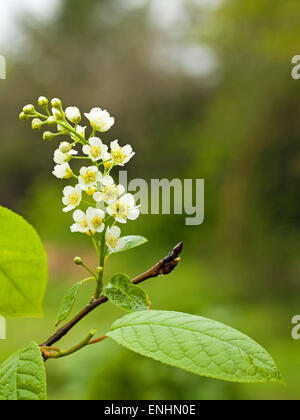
xmin=1 ymin=0 xmax=300 ymax=400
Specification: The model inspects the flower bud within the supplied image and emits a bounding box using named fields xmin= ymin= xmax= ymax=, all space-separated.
xmin=51 ymin=98 xmax=62 ymax=108
xmin=38 ymin=96 xmax=49 ymax=107
xmin=47 ymin=116 xmax=56 ymax=126
xmin=43 ymin=131 xmax=55 ymax=141
xmin=52 ymin=108 xmax=63 ymax=121
xmin=19 ymin=112 xmax=28 ymax=121
xmin=96 ymin=266 xmax=103 ymax=274
xmin=59 ymin=142 xmax=72 ymax=153
xmin=32 ymin=118 xmax=43 ymax=131
xmin=65 ymin=106 xmax=81 ymax=124
xmin=23 ymin=104 xmax=35 ymax=115
xmin=74 ymin=257 xmax=83 ymax=265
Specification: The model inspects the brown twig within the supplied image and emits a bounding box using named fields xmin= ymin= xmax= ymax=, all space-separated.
xmin=41 ymin=242 xmax=183 ymax=349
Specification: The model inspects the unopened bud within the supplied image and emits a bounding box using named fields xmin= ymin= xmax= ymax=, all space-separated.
xmin=19 ymin=112 xmax=28 ymax=121
xmin=38 ymin=96 xmax=49 ymax=107
xmin=43 ymin=131 xmax=55 ymax=141
xmin=47 ymin=116 xmax=56 ymax=126
xmin=74 ymin=257 xmax=83 ymax=265
xmin=65 ymin=107 xmax=81 ymax=124
xmin=23 ymin=104 xmax=35 ymax=115
xmin=51 ymin=98 xmax=62 ymax=108
xmin=96 ymin=266 xmax=103 ymax=274
xmin=32 ymin=118 xmax=43 ymax=131
xmin=52 ymin=108 xmax=63 ymax=121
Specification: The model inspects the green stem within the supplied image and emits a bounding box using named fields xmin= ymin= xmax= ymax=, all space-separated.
xmin=46 ymin=330 xmax=96 ymax=359
xmin=80 ymin=263 xmax=98 ymax=280
xmin=94 ymin=228 xmax=107 ymax=298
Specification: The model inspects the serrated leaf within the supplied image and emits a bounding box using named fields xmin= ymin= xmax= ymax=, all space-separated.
xmin=0 ymin=341 xmax=47 ymax=400
xmin=105 ymin=273 xmax=150 ymax=313
xmin=108 ymin=236 xmax=148 ymax=255
xmin=107 ymin=310 xmax=283 ymax=384
xmin=0 ymin=206 xmax=48 ymax=318
xmin=56 ymin=281 xmax=84 ymax=326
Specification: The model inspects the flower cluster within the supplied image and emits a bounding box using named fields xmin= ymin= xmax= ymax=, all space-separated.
xmin=20 ymin=97 xmax=139 ymax=253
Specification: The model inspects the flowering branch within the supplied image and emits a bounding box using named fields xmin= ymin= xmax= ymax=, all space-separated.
xmin=20 ymin=96 xmax=183 ymax=363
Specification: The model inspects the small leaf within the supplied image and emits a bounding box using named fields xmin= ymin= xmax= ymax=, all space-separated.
xmin=105 ymin=273 xmax=150 ymax=313
xmin=108 ymin=236 xmax=148 ymax=255
xmin=0 ymin=206 xmax=48 ymax=318
xmin=0 ymin=341 xmax=47 ymax=400
xmin=107 ymin=310 xmax=284 ymax=384
xmin=56 ymin=279 xmax=90 ymax=325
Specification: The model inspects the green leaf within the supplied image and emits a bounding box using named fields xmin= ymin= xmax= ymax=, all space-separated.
xmin=105 ymin=273 xmax=150 ymax=313
xmin=107 ymin=310 xmax=283 ymax=384
xmin=0 ymin=341 xmax=47 ymax=400
xmin=108 ymin=236 xmax=148 ymax=255
xmin=0 ymin=206 xmax=48 ymax=318
xmin=56 ymin=280 xmax=85 ymax=326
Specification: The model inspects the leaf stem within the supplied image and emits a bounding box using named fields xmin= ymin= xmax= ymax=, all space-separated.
xmin=43 ymin=330 xmax=96 ymax=360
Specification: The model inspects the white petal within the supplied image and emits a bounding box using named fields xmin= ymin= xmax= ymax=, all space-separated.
xmin=82 ymin=145 xmax=90 ymax=155
xmin=71 ymin=223 xmax=80 ymax=232
xmin=110 ymin=226 xmax=121 ymax=238
xmin=110 ymin=140 xmax=119 ymax=151
xmin=63 ymin=205 xmax=75 ymax=213
xmin=121 ymin=193 xmax=135 ymax=207
xmin=93 ymin=192 xmax=102 ymax=202
xmin=102 ymin=175 xmax=114 ymax=187
xmin=63 ymin=186 xmax=74 ymax=196
xmin=86 ymin=207 xmax=96 ymax=220
xmin=127 ymin=208 xmax=140 ymax=221
xmin=73 ymin=209 xmax=85 ymax=222
xmin=90 ymin=137 xmax=101 ymax=147
xmin=96 ymin=223 xmax=105 ymax=233
xmin=123 ymin=145 xmax=133 ymax=156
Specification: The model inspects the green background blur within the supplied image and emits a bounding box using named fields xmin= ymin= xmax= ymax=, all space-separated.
xmin=1 ymin=0 xmax=300 ymax=400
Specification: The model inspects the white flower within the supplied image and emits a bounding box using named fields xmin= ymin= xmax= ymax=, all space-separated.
xmin=78 ymin=166 xmax=102 ymax=191
xmin=110 ymin=140 xmax=135 ymax=166
xmin=71 ymin=210 xmax=90 ymax=233
xmin=62 ymin=185 xmax=82 ymax=212
xmin=107 ymin=193 xmax=140 ymax=224
xmin=105 ymin=226 xmax=125 ymax=252
xmin=71 ymin=125 xmax=86 ymax=141
xmin=65 ymin=106 xmax=81 ymax=124
xmin=82 ymin=137 xmax=108 ymax=162
xmin=93 ymin=176 xmax=125 ymax=205
xmin=84 ymin=108 xmax=115 ymax=132
xmin=86 ymin=207 xmax=105 ymax=233
xmin=52 ymin=163 xmax=73 ymax=179
xmin=54 ymin=148 xmax=77 ymax=164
